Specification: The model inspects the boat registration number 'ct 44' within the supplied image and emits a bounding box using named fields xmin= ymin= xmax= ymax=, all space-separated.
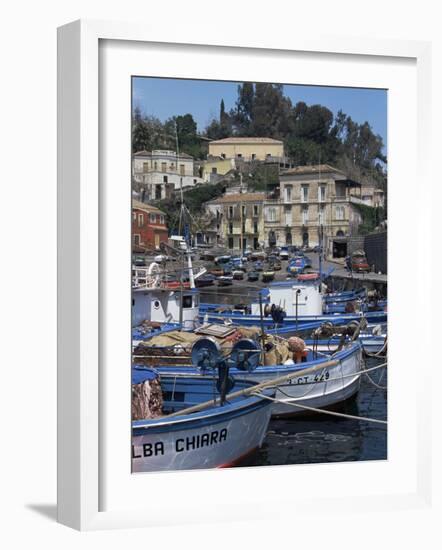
xmin=132 ymin=428 xmax=228 ymax=459
xmin=287 ymin=370 xmax=330 ymax=385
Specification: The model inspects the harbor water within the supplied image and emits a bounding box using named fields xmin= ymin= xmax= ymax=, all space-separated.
xmin=200 ymin=286 xmax=387 ymax=466
xmin=239 ymin=361 xmax=387 ymax=467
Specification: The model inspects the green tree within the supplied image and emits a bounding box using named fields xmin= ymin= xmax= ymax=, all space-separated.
xmin=132 ymin=120 xmax=151 ymax=152
xmin=292 ymin=103 xmax=334 ymax=144
xmin=165 ymin=114 xmax=205 ymax=159
xmin=219 ymin=98 xmax=232 ymax=137
xmin=251 ymin=83 xmax=291 ymax=137
xmin=232 ymin=82 xmax=255 ymax=134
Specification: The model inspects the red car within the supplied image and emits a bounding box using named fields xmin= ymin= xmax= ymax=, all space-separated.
xmin=351 ymin=253 xmax=370 ymax=273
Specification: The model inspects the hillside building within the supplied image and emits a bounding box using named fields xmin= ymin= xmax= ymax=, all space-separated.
xmin=208 ymin=137 xmax=284 ymax=163
xmin=132 ymin=199 xmax=168 ymax=251
xmin=263 ymin=164 xmax=363 ymax=258
xmin=132 ymin=150 xmax=203 ymax=200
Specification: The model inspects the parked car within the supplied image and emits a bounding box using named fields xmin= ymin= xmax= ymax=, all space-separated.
xmin=215 ymin=254 xmax=232 ymax=265
xmin=199 ymin=251 xmax=216 ymax=261
xmin=279 ymin=246 xmax=289 ymax=260
xmin=208 ymin=266 xmax=224 ymax=277
xmin=250 ymin=251 xmax=266 ymax=261
xmin=262 ymin=270 xmax=275 ymax=283
xmin=133 ymin=256 xmax=147 ymax=267
xmin=195 ymin=273 xmax=216 ymax=287
xmin=265 ymin=246 xmax=279 ymax=256
xmin=217 ymin=275 xmax=233 ymax=286
xmin=233 ymin=270 xmax=244 ymax=280
xmin=287 ymin=256 xmax=307 ymax=276
xmin=232 ymin=256 xmax=247 ymax=270
xmin=247 ymin=271 xmax=259 ymax=282
xmin=348 ymin=251 xmax=370 ymax=273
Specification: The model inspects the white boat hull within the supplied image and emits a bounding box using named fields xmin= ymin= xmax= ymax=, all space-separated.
xmin=233 ymin=346 xmax=363 ymax=417
xmin=132 ymin=399 xmax=271 ymax=472
xmin=153 ymin=344 xmax=364 ymax=419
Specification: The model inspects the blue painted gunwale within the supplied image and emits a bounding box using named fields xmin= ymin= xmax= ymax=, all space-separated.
xmin=199 ymin=310 xmax=387 ymax=326
xmin=147 ymin=342 xmax=361 ymax=383
xmin=132 ymin=375 xmax=273 ymax=435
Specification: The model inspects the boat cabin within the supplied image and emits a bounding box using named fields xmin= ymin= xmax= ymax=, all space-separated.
xmin=251 ymin=276 xmax=323 ymax=317
xmin=132 ymin=286 xmax=200 ymax=329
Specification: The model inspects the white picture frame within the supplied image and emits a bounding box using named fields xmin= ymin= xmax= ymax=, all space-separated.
xmin=57 ymin=19 xmax=433 ymax=531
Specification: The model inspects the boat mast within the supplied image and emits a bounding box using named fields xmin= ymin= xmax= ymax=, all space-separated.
xmin=175 ymin=121 xmax=185 ymax=326
xmin=318 ymin=155 xmax=323 ymax=282
xmin=239 ymin=172 xmax=244 ymax=257
xmin=175 ymin=121 xmax=195 ymax=289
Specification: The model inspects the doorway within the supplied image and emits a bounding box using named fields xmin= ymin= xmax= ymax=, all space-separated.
xmin=332 ymin=240 xmax=347 ymax=258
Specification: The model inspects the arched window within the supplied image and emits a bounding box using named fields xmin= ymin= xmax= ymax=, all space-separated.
xmin=286 ymin=232 xmax=292 ymax=245
xmin=336 ymin=230 xmax=344 ymax=237
xmin=302 ymin=232 xmax=309 ymax=247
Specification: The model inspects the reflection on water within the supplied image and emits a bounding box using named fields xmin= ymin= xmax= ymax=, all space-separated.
xmin=240 ymin=368 xmax=387 ymax=467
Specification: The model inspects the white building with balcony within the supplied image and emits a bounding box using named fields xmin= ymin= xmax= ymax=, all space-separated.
xmin=132 ymin=150 xmax=203 ymax=200
xmin=263 ymin=164 xmax=363 ymax=258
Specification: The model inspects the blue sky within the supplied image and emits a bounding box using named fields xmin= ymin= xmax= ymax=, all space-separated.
xmin=132 ymin=77 xmax=387 ymax=147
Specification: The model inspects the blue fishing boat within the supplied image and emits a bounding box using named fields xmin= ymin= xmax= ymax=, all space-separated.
xmin=131 ymin=366 xmax=274 ymax=472
xmin=323 ymin=287 xmax=367 ymax=303
xmin=195 ymin=273 xmax=216 ymax=287
xmin=267 ymin=323 xmax=387 ymax=352
xmin=199 ymin=277 xmax=387 ymax=328
xmin=324 ymin=299 xmax=387 ymax=314
xmin=287 ymin=256 xmax=308 ymax=276
xmin=137 ymin=326 xmax=364 ymax=418
xmin=217 ymin=275 xmax=233 ymax=286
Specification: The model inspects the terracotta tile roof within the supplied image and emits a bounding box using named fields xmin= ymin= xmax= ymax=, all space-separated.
xmin=209 ymin=137 xmax=283 ymax=145
xmin=281 ymin=164 xmax=345 ymax=176
xmin=207 ymin=192 xmax=266 ymax=204
xmin=132 ymin=199 xmax=166 ymax=215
